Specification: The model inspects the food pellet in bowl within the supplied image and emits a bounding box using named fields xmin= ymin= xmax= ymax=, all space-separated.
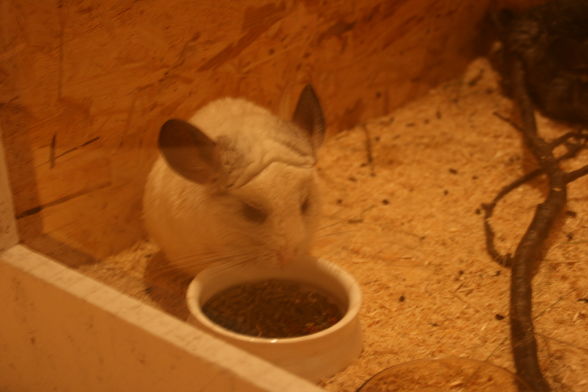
xmin=202 ymin=279 xmax=344 ymax=338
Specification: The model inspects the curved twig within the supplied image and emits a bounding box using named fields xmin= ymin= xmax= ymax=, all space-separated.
xmin=481 ymin=137 xmax=585 ymax=267
xmin=565 ymin=164 xmax=588 ymax=183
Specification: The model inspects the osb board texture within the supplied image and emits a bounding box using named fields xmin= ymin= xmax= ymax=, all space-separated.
xmin=0 ymin=0 xmax=503 ymax=263
xmin=78 ymin=58 xmax=588 ymax=391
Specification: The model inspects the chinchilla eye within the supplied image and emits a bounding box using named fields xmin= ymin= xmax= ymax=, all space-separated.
xmin=301 ymin=197 xmax=310 ymax=214
xmin=241 ymin=202 xmax=267 ymax=223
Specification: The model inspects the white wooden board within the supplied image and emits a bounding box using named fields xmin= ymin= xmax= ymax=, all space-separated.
xmin=0 ymin=245 xmax=323 ymax=392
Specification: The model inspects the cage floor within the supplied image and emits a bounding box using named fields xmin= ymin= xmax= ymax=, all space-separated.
xmin=78 ymin=58 xmax=588 ymax=391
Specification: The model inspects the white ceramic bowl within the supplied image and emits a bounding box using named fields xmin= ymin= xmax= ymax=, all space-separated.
xmin=186 ymin=258 xmax=362 ymax=382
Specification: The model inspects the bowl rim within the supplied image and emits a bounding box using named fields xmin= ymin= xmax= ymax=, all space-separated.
xmin=185 ymin=258 xmax=362 ymax=345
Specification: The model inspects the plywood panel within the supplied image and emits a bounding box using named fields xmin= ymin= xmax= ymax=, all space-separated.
xmin=0 ymin=245 xmax=323 ymax=392
xmin=0 ymin=0 xmax=542 ymax=261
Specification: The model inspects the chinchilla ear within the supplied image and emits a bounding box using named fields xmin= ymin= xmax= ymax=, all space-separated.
xmin=292 ymin=84 xmax=325 ymax=153
xmin=158 ymin=119 xmax=222 ymax=184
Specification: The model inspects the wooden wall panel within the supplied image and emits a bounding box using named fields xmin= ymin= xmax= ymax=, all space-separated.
xmin=0 ymin=0 xmax=543 ymax=262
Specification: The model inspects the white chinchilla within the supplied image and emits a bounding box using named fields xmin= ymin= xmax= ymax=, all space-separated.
xmin=143 ymin=85 xmax=325 ymax=276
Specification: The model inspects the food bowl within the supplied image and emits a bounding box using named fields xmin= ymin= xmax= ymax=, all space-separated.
xmin=186 ymin=257 xmax=362 ymax=382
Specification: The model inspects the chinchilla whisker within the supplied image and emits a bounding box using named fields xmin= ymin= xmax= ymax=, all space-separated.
xmin=213 ymin=258 xmax=258 ymax=272
xmin=203 ymin=252 xmax=276 ymax=274
xmin=146 ymin=253 xmax=255 ymax=276
xmin=317 ymin=229 xmax=363 ymax=238
xmin=317 ymin=220 xmax=346 ymax=231
xmin=169 ymin=246 xmax=264 ymax=264
xmin=182 ymin=253 xmax=255 ymax=267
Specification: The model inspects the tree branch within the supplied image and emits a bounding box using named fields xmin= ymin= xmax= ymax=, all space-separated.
xmin=565 ymin=164 xmax=588 ymax=183
xmin=481 ymin=140 xmax=583 ymax=268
